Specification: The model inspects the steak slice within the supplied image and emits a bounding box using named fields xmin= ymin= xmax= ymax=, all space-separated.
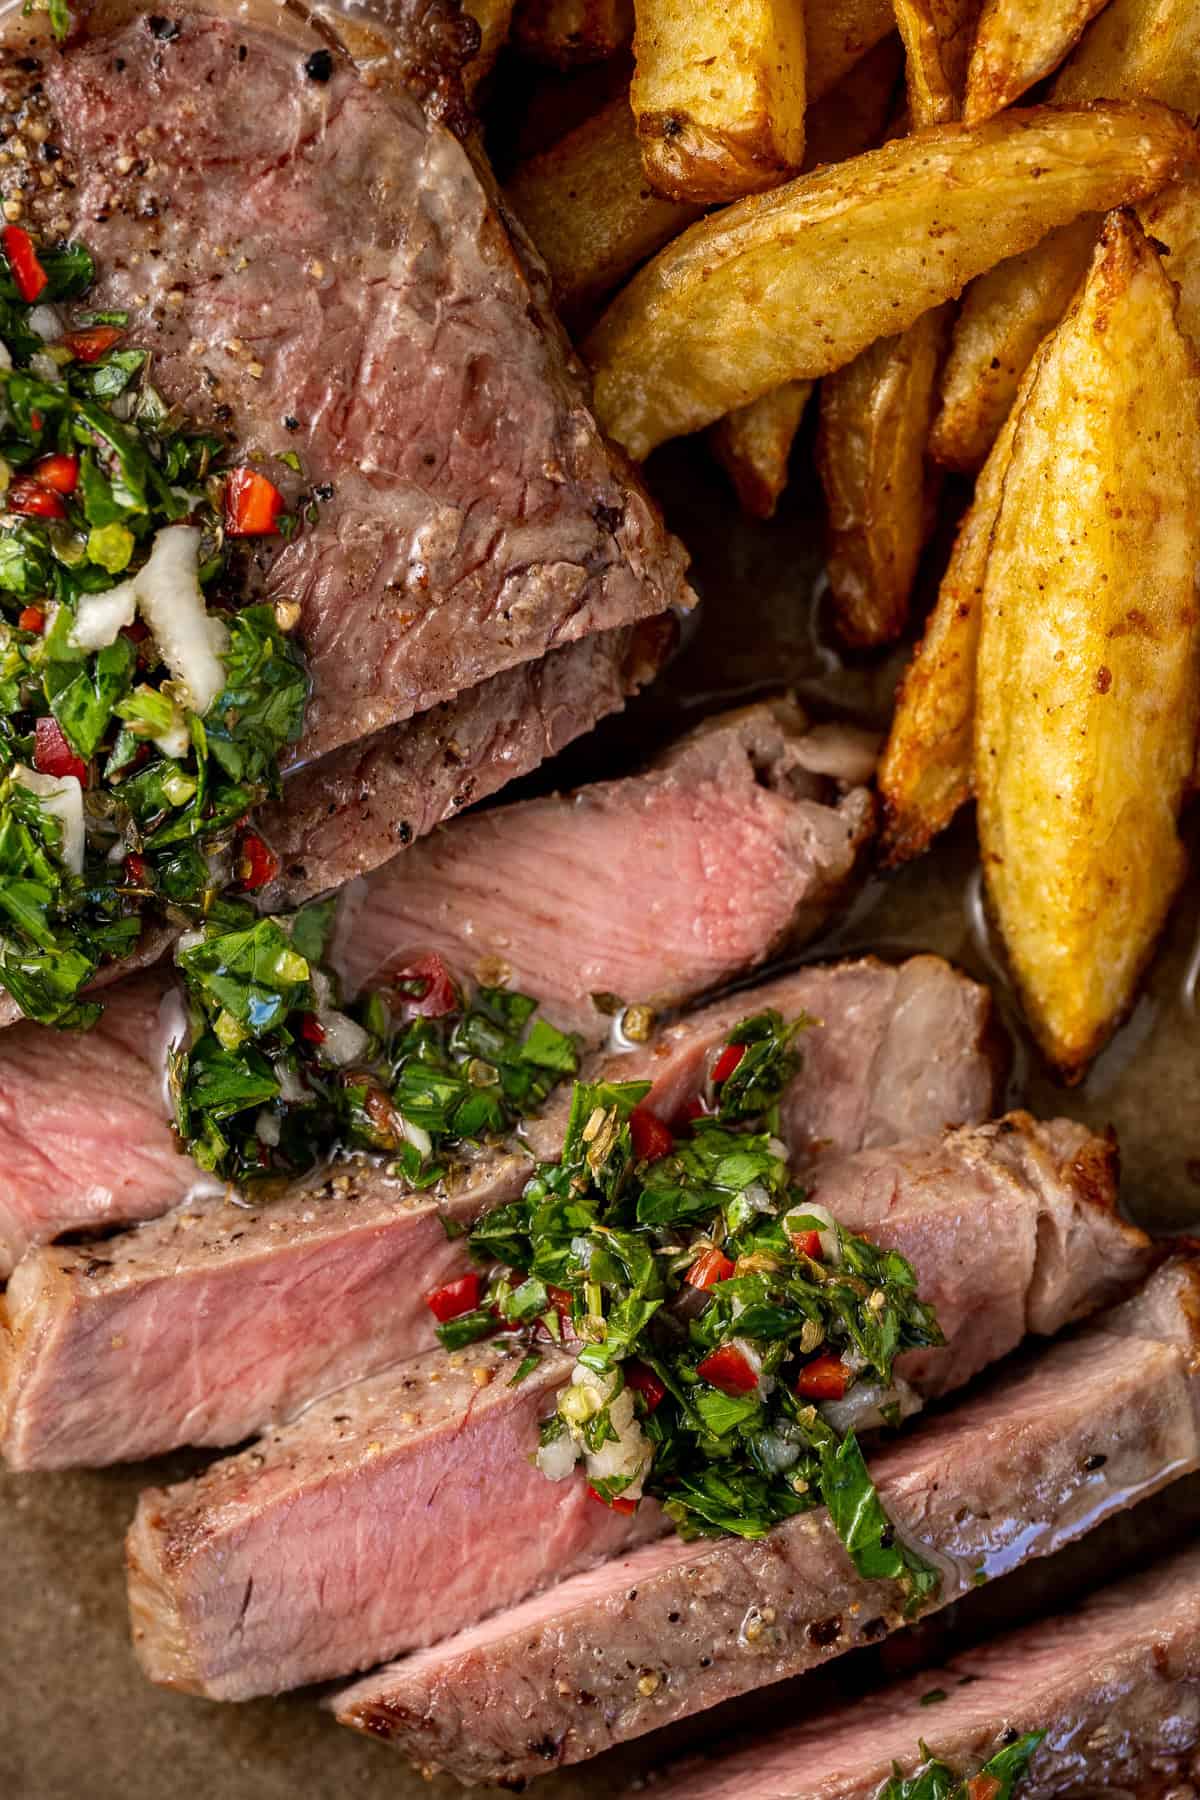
xmin=327 ymin=700 xmax=877 ymax=1030
xmin=330 ymin=1260 xmax=1200 ymax=1784
xmin=2 ymin=956 xmax=1001 ymax=1468
xmin=121 ymin=1114 xmax=1145 ymax=1699
xmin=649 ymin=1541 xmax=1200 ymax=1800
xmin=11 ymin=0 xmax=692 ymax=769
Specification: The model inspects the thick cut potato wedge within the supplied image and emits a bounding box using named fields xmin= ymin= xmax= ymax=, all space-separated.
xmin=709 ymin=380 xmax=812 ymax=518
xmin=506 ymin=95 xmax=701 ymax=325
xmin=975 ymin=212 xmax=1200 ymax=1078
xmin=818 ymin=308 xmax=951 ymax=647
xmin=630 ymin=0 xmax=806 ymax=203
xmin=462 ymin=0 xmax=515 ymax=91
xmin=964 ymin=0 xmax=1112 ymax=121
xmin=1142 ymin=182 xmax=1200 ymax=348
xmin=893 ymin=0 xmax=981 ymax=123
xmin=930 ymin=215 xmax=1096 ymax=468
xmin=586 ymin=101 xmax=1199 ymax=459
xmin=513 ymin=0 xmax=632 ymax=66
xmin=878 ymin=376 xmax=1025 ymax=861
xmin=805 ymin=0 xmax=896 ymax=103
xmin=933 ymin=0 xmax=1200 ymax=467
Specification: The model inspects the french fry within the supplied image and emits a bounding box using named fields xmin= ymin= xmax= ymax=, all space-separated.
xmin=512 ymin=0 xmax=632 ymax=66
xmin=964 ymin=0 xmax=1111 ymax=121
xmin=877 ymin=381 xmax=1024 ymax=861
xmin=506 ymin=95 xmax=701 ymax=325
xmin=587 ymin=101 xmax=1197 ymax=460
xmin=630 ymin=0 xmax=807 ymax=203
xmin=462 ymin=0 xmax=516 ymax=92
xmin=929 ymin=215 xmax=1096 ymax=470
xmin=805 ymin=0 xmax=897 ymax=103
xmin=975 ymin=211 xmax=1200 ymax=1077
xmin=817 ymin=0 xmax=972 ymax=646
xmin=933 ymin=0 xmax=1200 ymax=468
xmin=709 ymin=381 xmax=813 ymax=518
xmin=707 ymin=36 xmax=900 ymax=521
xmin=1142 ymin=182 xmax=1200 ymax=348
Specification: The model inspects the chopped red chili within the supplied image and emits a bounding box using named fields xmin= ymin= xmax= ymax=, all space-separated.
xmin=17 ymin=605 xmax=44 ymax=633
xmin=3 ymin=224 xmax=47 ymax=302
xmin=299 ymin=1012 xmax=326 ymax=1045
xmin=685 ymin=1247 xmax=735 ymax=1290
xmin=623 ymin=1361 xmax=666 ymax=1413
xmin=629 ymin=1105 xmax=674 ymax=1163
xmin=795 ymin=1353 xmax=850 ymax=1402
xmin=234 ymin=830 xmax=279 ymax=892
xmin=710 ymin=1041 xmax=746 ymax=1085
xmin=33 ymin=453 xmax=79 ymax=495
xmin=587 ymin=1485 xmax=638 ymax=1514
xmin=33 ymin=715 xmax=87 ymax=783
xmin=224 ymin=466 xmax=285 ymax=537
xmin=389 ymin=951 xmax=459 ymax=1019
xmin=7 ymin=477 xmax=66 ymax=520
xmin=696 ymin=1342 xmax=760 ymax=1396
xmin=966 ymin=1779 xmax=1002 ymax=1800
xmin=64 ymin=324 xmax=124 ymax=363
xmin=123 ymin=853 xmax=149 ymax=887
xmin=790 ymin=1228 xmax=823 ymax=1261
xmin=424 ymin=1272 xmax=482 ymax=1322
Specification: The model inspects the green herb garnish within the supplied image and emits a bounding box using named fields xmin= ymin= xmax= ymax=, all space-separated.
xmin=878 ymin=1732 xmax=1045 ymax=1799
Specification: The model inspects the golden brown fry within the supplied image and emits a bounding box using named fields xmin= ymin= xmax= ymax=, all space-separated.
xmin=805 ymin=0 xmax=896 ymax=103
xmin=975 ymin=212 xmax=1200 ymax=1077
xmin=512 ymin=0 xmax=632 ymax=67
xmin=506 ymin=95 xmax=701 ymax=326
xmin=930 ymin=215 xmax=1096 ymax=469
xmin=964 ymin=0 xmax=1111 ymax=120
xmin=933 ymin=0 xmax=1200 ymax=468
xmin=630 ymin=0 xmax=806 ymax=203
xmin=462 ymin=0 xmax=516 ymax=92
xmin=802 ymin=34 xmax=904 ymax=169
xmin=1142 ymin=181 xmax=1200 ymax=347
xmin=893 ymin=0 xmax=981 ymax=123
xmin=709 ymin=380 xmax=813 ymax=519
xmin=818 ymin=308 xmax=951 ymax=647
xmin=586 ymin=102 xmax=1198 ymax=459
xmin=877 ymin=377 xmax=1024 ymax=861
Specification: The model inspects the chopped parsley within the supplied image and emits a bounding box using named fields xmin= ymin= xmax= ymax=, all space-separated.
xmin=879 ymin=1732 xmax=1046 ymax=1799
xmin=169 ymin=935 xmax=580 ymax=1186
xmin=451 ymin=1010 xmax=945 ymax=1601
xmin=0 ymin=224 xmax=307 ymax=1027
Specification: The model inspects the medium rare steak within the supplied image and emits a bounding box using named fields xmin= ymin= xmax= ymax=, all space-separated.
xmin=0 ymin=715 xmax=883 ymax=1269
xmin=8 ymin=0 xmax=692 ymax=769
xmin=328 ymin=700 xmax=877 ymax=1029
xmin=1 ymin=956 xmax=1001 ymax=1467
xmin=650 ymin=1541 xmax=1200 ymax=1799
xmin=331 ymin=1260 xmax=1200 ymax=1783
xmin=121 ymin=1113 xmax=1144 ymax=1698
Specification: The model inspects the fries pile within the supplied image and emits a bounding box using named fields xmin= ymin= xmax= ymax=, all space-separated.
xmin=486 ymin=0 xmax=1200 ymax=1076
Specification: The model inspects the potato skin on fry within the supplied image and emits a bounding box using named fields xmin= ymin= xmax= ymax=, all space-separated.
xmin=975 ymin=211 xmax=1200 ymax=1078
xmin=586 ymin=101 xmax=1199 ymax=459
xmin=964 ymin=0 xmax=1111 ymax=121
xmin=631 ymin=0 xmax=807 ymax=203
xmin=709 ymin=380 xmax=812 ymax=519
xmin=878 ymin=370 xmax=1025 ymax=861
xmin=818 ymin=309 xmax=951 ymax=647
xmin=506 ymin=95 xmax=701 ymax=325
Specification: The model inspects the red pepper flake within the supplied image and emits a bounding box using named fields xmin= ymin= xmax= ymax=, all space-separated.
xmin=224 ymin=466 xmax=285 ymax=537
xmin=629 ymin=1105 xmax=674 ymax=1163
xmin=795 ymin=1353 xmax=850 ymax=1402
xmin=123 ymin=852 xmax=149 ymax=887
xmin=696 ymin=1342 xmax=760 ymax=1396
xmin=711 ymin=1041 xmax=746 ymax=1085
xmin=234 ymin=830 xmax=279 ymax=892
xmin=623 ymin=1361 xmax=666 ymax=1413
xmin=299 ymin=1012 xmax=326 ymax=1046
xmin=685 ymin=1247 xmax=735 ymax=1290
xmin=33 ymin=453 xmax=79 ymax=496
xmin=790 ymin=1229 xmax=823 ymax=1261
xmin=3 ymin=224 xmax=47 ymax=303
xmin=63 ymin=324 xmax=124 ymax=363
xmin=424 ymin=1271 xmax=482 ymax=1323
xmin=33 ymin=715 xmax=87 ymax=783
xmin=587 ymin=1484 xmax=638 ymax=1515
xmin=388 ymin=951 xmax=460 ymax=1019
xmin=966 ymin=1780 xmax=1002 ymax=1800
xmin=7 ymin=477 xmax=66 ymax=520
xmin=17 ymin=605 xmax=44 ymax=633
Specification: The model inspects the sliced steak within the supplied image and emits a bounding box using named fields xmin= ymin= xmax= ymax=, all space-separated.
xmin=3 ymin=956 xmax=1001 ymax=1468
xmin=261 ymin=619 xmax=670 ymax=907
xmin=8 ymin=0 xmax=692 ymax=770
xmin=330 ymin=1260 xmax=1200 ymax=1783
xmin=330 ymin=700 xmax=877 ymax=1031
xmin=650 ymin=1542 xmax=1200 ymax=1800
xmin=121 ymin=1114 xmax=1144 ymax=1698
